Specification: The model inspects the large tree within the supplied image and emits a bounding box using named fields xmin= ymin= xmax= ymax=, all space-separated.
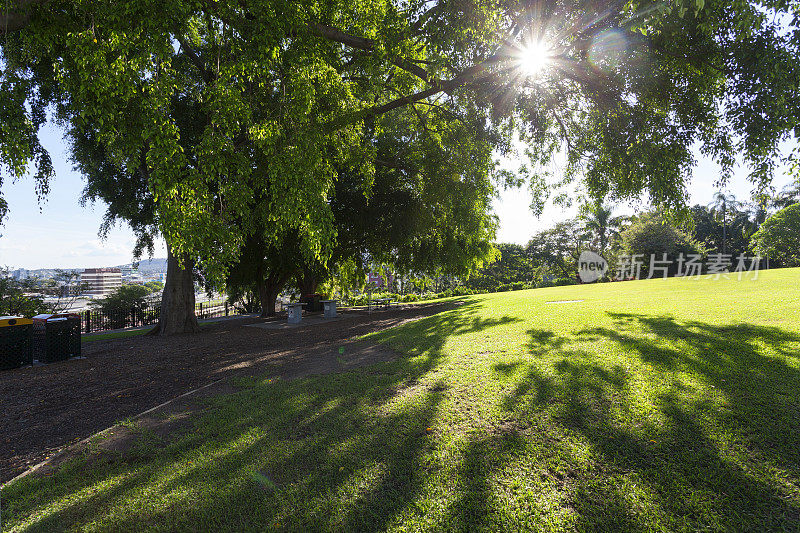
xmin=750 ymin=204 xmax=800 ymax=267
xmin=248 ymin=102 xmax=501 ymax=311
xmin=328 ymin=104 xmax=500 ymax=283
xmin=226 ymin=230 xmax=300 ymax=317
xmin=2 ymin=0 xmax=800 ymax=333
xmin=619 ymin=211 xmax=702 ymax=275
xmin=526 ymin=219 xmax=590 ymax=279
xmin=467 ymin=243 xmax=533 ymax=291
xmin=70 ymin=125 xmax=202 ymax=334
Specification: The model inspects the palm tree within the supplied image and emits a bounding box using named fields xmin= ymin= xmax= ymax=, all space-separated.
xmin=708 ymin=191 xmax=742 ymax=255
xmin=580 ymin=200 xmax=627 ymax=253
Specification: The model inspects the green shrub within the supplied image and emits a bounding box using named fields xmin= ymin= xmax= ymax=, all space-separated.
xmin=0 ymin=275 xmax=47 ymax=317
xmin=751 ymin=204 xmax=800 ymax=267
xmin=554 ymin=278 xmax=577 ymax=286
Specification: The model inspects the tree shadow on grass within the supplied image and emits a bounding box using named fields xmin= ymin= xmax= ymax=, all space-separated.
xmin=490 ymin=312 xmax=800 ymax=530
xmin=2 ymin=299 xmax=521 ymax=532
xmin=438 ymin=430 xmax=529 ymax=532
xmin=370 ymin=299 xmax=523 ymax=360
xmin=579 ymin=312 xmax=800 ymax=468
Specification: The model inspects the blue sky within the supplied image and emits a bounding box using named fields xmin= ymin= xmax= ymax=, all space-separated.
xmin=0 ymin=122 xmax=796 ymax=270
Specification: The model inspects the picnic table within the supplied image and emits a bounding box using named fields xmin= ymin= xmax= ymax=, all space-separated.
xmin=369 ymin=298 xmax=395 ymax=311
xmin=286 ymin=302 xmax=306 ymax=325
xmin=320 ymin=299 xmax=338 ymax=319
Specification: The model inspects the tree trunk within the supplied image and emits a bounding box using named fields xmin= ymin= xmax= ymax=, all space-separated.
xmin=722 ymin=201 xmax=727 ymax=256
xmin=257 ymin=276 xmax=286 ymax=317
xmin=297 ymin=271 xmax=319 ymax=296
xmin=150 ymin=247 xmax=200 ymax=335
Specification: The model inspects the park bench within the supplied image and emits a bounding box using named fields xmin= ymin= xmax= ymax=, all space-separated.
xmin=286 ymin=302 xmax=306 ymax=325
xmin=320 ymin=300 xmax=338 ymax=318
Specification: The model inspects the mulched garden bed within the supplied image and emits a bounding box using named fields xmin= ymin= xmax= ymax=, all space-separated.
xmin=0 ymin=302 xmax=454 ymax=484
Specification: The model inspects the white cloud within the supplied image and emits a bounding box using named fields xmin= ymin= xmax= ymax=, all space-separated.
xmin=66 ymin=239 xmax=131 ymax=258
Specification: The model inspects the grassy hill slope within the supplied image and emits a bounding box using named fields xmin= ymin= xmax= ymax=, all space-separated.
xmin=4 ymin=269 xmax=800 ymax=531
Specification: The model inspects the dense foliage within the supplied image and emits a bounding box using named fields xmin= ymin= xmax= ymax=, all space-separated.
xmin=464 ymin=244 xmax=532 ymax=292
xmin=2 ymin=0 xmax=800 ymax=332
xmin=144 ymin=281 xmax=164 ymax=294
xmin=2 ymin=0 xmax=798 ymax=260
xmin=750 ymin=204 xmax=800 ymax=267
xmin=89 ymin=285 xmax=153 ymax=315
xmin=0 ymin=274 xmax=46 ymax=317
xmin=580 ymin=201 xmax=628 ymax=253
xmin=619 ymin=211 xmax=702 ymax=273
xmin=689 ymin=202 xmax=759 ymax=259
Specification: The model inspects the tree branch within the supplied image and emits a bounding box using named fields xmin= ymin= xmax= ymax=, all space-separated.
xmin=176 ymin=35 xmax=215 ymax=82
xmin=308 ymin=22 xmax=437 ymax=85
xmin=327 ymin=49 xmax=509 ymax=129
xmin=0 ymin=0 xmax=52 ymax=34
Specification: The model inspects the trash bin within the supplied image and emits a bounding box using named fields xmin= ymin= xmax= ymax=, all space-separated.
xmin=33 ymin=313 xmax=82 ymax=363
xmin=0 ymin=316 xmax=33 ymax=370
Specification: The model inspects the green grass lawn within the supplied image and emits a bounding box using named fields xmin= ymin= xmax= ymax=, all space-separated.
xmin=4 ymin=269 xmax=800 ymax=531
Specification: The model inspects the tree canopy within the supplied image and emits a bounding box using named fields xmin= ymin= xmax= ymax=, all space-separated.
xmin=2 ymin=0 xmax=799 ymax=299
xmin=620 ymin=211 xmax=702 ymax=270
xmin=690 ymin=202 xmax=758 ymax=258
xmin=750 ymin=203 xmax=800 ymax=266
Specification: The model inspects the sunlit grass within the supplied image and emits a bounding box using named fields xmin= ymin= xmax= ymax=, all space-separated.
xmin=3 ymin=269 xmax=800 ymax=531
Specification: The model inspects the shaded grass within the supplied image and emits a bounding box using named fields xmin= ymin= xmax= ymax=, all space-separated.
xmin=3 ymin=269 xmax=800 ymax=531
xmin=83 ymin=322 xmax=220 ymax=342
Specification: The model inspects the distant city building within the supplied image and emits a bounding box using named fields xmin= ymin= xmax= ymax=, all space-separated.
xmin=120 ymin=265 xmax=146 ymax=284
xmin=81 ymin=268 xmax=122 ymax=297
xmin=367 ymin=272 xmax=394 ymax=289
xmin=120 ymin=265 xmax=138 ymax=278
xmin=12 ymin=268 xmax=29 ymax=280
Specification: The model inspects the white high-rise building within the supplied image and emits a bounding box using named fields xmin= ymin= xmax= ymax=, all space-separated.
xmin=81 ymin=268 xmax=122 ymax=297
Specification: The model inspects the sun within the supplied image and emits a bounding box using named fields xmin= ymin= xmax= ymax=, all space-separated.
xmin=518 ymin=41 xmax=552 ymax=77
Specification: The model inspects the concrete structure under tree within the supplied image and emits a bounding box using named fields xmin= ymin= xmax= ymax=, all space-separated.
xmin=287 ymin=303 xmax=305 ymax=325
xmin=321 ymin=300 xmax=338 ymax=318
xmin=81 ymin=268 xmax=122 ymax=297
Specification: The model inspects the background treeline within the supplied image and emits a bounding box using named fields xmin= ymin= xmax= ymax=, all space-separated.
xmin=460 ymin=185 xmax=800 ymax=293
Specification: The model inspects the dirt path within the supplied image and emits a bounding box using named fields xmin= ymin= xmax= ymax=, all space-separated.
xmin=0 ymin=303 xmax=452 ymax=484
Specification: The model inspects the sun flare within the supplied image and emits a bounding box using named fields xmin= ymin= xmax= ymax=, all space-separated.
xmin=518 ymin=41 xmax=551 ymax=77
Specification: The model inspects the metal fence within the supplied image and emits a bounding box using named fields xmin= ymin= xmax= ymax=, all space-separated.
xmin=80 ymin=298 xmax=234 ymax=333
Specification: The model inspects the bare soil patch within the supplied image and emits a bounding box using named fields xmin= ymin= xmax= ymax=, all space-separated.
xmin=0 ymin=302 xmax=454 ymax=483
